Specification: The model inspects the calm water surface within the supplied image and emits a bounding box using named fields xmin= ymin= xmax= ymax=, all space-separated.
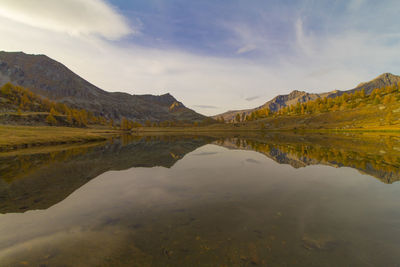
xmin=0 ymin=133 xmax=400 ymax=266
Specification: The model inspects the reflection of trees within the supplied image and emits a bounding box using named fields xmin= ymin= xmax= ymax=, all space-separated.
xmin=0 ymin=144 xmax=95 ymax=183
xmin=2 ymin=132 xmax=399 ymax=214
xmin=0 ymin=135 xmax=213 ymax=213
xmin=220 ymin=135 xmax=400 ymax=184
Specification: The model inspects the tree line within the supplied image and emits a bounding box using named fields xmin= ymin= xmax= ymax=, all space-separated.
xmin=0 ymin=83 xmax=217 ymax=129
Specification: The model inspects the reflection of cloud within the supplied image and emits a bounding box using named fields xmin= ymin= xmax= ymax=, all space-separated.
xmin=0 ymin=229 xmax=128 ymax=266
xmin=193 ymin=105 xmax=218 ymax=109
xmin=246 ymin=158 xmax=260 ymax=164
xmin=245 ymin=95 xmax=261 ymax=101
xmin=192 ymin=152 xmax=219 ymax=156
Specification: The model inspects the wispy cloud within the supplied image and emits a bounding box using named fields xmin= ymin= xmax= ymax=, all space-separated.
xmin=246 ymin=158 xmax=260 ymax=164
xmin=245 ymin=95 xmax=261 ymax=101
xmin=192 ymin=152 xmax=219 ymax=156
xmin=348 ymin=0 xmax=365 ymax=11
xmin=193 ymin=105 xmax=218 ymax=109
xmin=236 ymin=44 xmax=257 ymax=54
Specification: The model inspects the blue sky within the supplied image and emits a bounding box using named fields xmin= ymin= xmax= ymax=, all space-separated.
xmin=0 ymin=0 xmax=399 ymax=115
xmin=110 ymin=0 xmax=400 ymax=58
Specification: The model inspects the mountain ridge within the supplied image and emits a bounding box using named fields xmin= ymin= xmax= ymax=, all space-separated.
xmin=213 ymin=73 xmax=400 ymax=122
xmin=0 ymin=51 xmax=206 ymax=122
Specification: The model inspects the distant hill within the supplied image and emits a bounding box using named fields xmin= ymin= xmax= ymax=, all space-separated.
xmin=213 ymin=73 xmax=400 ymax=122
xmin=0 ymin=51 xmax=206 ymax=122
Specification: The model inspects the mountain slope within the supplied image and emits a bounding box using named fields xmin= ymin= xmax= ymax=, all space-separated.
xmin=348 ymin=73 xmax=400 ymax=95
xmin=0 ymin=51 xmax=206 ymax=122
xmin=214 ymin=90 xmax=340 ymax=122
xmin=214 ymin=73 xmax=400 ymax=122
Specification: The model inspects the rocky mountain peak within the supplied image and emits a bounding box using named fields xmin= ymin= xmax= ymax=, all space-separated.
xmin=288 ymin=90 xmax=307 ymax=99
xmin=352 ymin=72 xmax=400 ymax=95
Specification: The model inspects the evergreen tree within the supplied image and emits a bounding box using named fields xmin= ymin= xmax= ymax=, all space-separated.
xmin=385 ymin=111 xmax=393 ymax=125
xmin=46 ymin=114 xmax=57 ymax=125
xmin=235 ymin=113 xmax=241 ymax=123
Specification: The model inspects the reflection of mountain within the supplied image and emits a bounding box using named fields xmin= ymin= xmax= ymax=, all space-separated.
xmin=216 ymin=133 xmax=400 ymax=184
xmin=0 ymin=135 xmax=213 ymax=213
xmin=2 ymin=132 xmax=399 ymax=214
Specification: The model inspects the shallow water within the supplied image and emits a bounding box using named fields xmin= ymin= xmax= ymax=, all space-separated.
xmin=0 ymin=133 xmax=400 ymax=266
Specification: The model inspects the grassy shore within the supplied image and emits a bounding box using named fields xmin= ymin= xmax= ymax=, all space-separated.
xmin=2 ymin=111 xmax=400 ymax=152
xmin=132 ymin=123 xmax=400 ymax=134
xmin=0 ymin=125 xmax=119 ymax=151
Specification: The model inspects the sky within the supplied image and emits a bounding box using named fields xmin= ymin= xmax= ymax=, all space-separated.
xmin=0 ymin=0 xmax=399 ymax=115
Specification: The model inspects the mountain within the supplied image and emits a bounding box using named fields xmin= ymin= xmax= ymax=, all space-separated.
xmin=213 ymin=73 xmax=400 ymax=122
xmin=348 ymin=72 xmax=400 ymax=95
xmin=0 ymin=51 xmax=206 ymax=122
xmin=213 ymin=90 xmax=340 ymax=122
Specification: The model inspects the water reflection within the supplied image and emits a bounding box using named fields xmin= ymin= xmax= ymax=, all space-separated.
xmin=1 ymin=133 xmax=399 ymax=215
xmin=0 ymin=135 xmax=213 ymax=213
xmin=216 ymin=132 xmax=400 ymax=184
xmin=0 ymin=133 xmax=399 ymax=266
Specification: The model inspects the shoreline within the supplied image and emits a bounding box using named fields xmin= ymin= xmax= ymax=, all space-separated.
xmin=2 ymin=124 xmax=400 ymax=152
xmin=0 ymin=125 xmax=119 ymax=152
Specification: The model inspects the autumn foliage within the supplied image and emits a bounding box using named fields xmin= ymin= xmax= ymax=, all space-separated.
xmin=0 ymin=83 xmax=113 ymax=127
xmin=245 ymin=83 xmax=400 ymax=122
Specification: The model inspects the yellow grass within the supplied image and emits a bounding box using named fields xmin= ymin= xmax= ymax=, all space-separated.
xmin=0 ymin=125 xmax=118 ymax=151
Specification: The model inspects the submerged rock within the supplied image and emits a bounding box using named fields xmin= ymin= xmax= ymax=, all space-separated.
xmin=301 ymin=235 xmax=341 ymax=251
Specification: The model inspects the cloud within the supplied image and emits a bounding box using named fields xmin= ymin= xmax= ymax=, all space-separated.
xmin=193 ymin=105 xmax=219 ymax=109
xmin=348 ymin=0 xmax=365 ymax=10
xmin=245 ymin=95 xmax=261 ymax=101
xmin=246 ymin=158 xmax=260 ymax=164
xmin=236 ymin=44 xmax=257 ymax=54
xmin=0 ymin=0 xmax=132 ymax=39
xmin=192 ymin=152 xmax=219 ymax=156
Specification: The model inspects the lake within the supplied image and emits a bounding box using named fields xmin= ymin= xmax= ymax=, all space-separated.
xmin=0 ymin=132 xmax=400 ymax=266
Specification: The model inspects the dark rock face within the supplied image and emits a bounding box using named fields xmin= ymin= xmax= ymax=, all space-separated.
xmin=213 ymin=73 xmax=400 ymax=122
xmin=0 ymin=51 xmax=206 ymax=122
